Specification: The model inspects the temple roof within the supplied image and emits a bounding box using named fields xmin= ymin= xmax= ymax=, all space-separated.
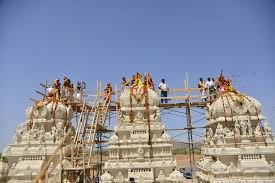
xmin=119 ymin=88 xmax=159 ymax=107
xmin=206 ymin=92 xmax=262 ymax=120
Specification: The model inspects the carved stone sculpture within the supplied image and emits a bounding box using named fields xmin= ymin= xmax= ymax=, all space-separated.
xmin=196 ymin=91 xmax=275 ymax=182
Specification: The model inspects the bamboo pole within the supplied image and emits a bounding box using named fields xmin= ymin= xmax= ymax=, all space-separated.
xmin=35 ymin=128 xmax=72 ymax=183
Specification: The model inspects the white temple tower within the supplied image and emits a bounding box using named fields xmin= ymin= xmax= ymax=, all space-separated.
xmin=0 ymin=100 xmax=74 ymax=182
xmin=101 ymin=87 xmax=184 ymax=183
xmin=196 ymin=91 xmax=275 ymax=182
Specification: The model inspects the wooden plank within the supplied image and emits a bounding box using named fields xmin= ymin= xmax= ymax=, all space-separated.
xmin=155 ymin=88 xmax=203 ymax=93
xmin=159 ymin=102 xmax=208 ymax=108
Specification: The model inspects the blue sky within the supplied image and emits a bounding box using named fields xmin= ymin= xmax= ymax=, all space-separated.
xmin=0 ymin=0 xmax=274 ymax=151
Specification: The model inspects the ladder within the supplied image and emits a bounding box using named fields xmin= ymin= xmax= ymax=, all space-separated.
xmin=74 ymin=94 xmax=100 ymax=144
xmin=63 ymin=98 xmax=110 ymax=182
xmin=87 ymin=99 xmax=110 ymax=167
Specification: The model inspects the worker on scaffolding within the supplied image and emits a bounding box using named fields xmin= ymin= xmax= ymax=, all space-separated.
xmin=61 ymin=77 xmax=70 ymax=99
xmin=130 ymin=72 xmax=143 ymax=95
xmin=132 ymin=72 xmax=143 ymax=88
xmin=130 ymin=75 xmax=135 ymax=86
xmin=198 ymin=78 xmax=206 ymax=101
xmin=121 ymin=77 xmax=129 ymax=91
xmin=158 ymin=79 xmax=169 ymax=103
xmin=205 ymin=77 xmax=215 ymax=101
xmin=75 ymin=81 xmax=86 ymax=100
xmin=46 ymin=83 xmax=54 ymax=97
xmin=144 ymin=73 xmax=154 ymax=90
xmin=67 ymin=80 xmax=74 ymax=102
xmin=53 ymin=78 xmax=61 ymax=99
xmin=104 ymin=83 xmax=112 ymax=102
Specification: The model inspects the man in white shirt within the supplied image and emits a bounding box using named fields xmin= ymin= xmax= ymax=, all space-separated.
xmin=158 ymin=79 xmax=169 ymax=103
xmin=46 ymin=84 xmax=54 ymax=96
xmin=205 ymin=77 xmax=215 ymax=100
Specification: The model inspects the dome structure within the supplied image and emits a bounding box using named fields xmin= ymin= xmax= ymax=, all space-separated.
xmin=119 ymin=88 xmax=159 ymax=107
xmin=26 ymin=101 xmax=73 ymax=121
xmin=101 ymin=171 xmax=113 ymax=182
xmin=206 ymin=92 xmax=264 ymax=124
xmin=102 ymin=74 xmax=179 ymax=182
xmin=1 ymin=97 xmax=75 ymax=182
xmin=197 ymin=87 xmax=275 ymax=182
xmin=169 ymin=169 xmax=184 ymax=181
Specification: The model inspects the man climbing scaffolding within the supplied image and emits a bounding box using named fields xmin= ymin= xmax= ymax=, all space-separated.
xmin=104 ymin=83 xmax=112 ymax=102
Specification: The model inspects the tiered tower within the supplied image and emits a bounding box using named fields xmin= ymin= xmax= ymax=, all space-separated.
xmin=0 ymin=99 xmax=74 ymax=182
xmin=101 ymin=87 xmax=184 ymax=183
xmin=196 ymin=91 xmax=275 ymax=182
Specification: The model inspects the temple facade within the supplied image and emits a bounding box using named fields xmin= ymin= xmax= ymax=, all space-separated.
xmin=196 ymin=92 xmax=275 ymax=182
xmin=101 ymin=88 xmax=184 ymax=183
xmin=0 ymin=100 xmax=73 ymax=182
